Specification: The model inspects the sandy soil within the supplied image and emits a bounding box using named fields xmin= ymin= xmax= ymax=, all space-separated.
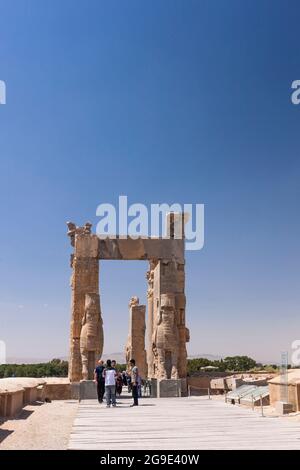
xmin=0 ymin=400 xmax=78 ymax=450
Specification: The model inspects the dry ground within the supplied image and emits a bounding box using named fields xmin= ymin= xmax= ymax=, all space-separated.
xmin=0 ymin=400 xmax=78 ymax=450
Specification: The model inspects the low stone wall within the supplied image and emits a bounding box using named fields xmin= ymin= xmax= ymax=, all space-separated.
xmin=0 ymin=382 xmax=26 ymax=418
xmin=0 ymin=391 xmax=7 ymax=416
xmin=0 ymin=377 xmax=74 ymax=418
xmin=43 ymin=378 xmax=71 ymax=401
xmin=187 ymin=376 xmax=212 ymax=395
xmin=268 ymin=370 xmax=300 ymax=412
xmin=6 ymin=390 xmax=24 ymax=417
xmin=269 ymin=382 xmax=300 ymax=412
xmin=187 ymin=373 xmax=273 ymax=396
xmin=0 ymin=378 xmax=45 ymax=418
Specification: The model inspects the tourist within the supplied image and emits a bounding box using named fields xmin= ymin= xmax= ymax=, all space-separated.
xmin=116 ymin=371 xmax=123 ymax=396
xmin=94 ymin=359 xmax=105 ymax=404
xmin=103 ymin=359 xmax=117 ymax=408
xmin=129 ymin=358 xmax=139 ymax=407
xmin=111 ymin=360 xmax=122 ymax=397
xmin=122 ymin=371 xmax=127 ymax=386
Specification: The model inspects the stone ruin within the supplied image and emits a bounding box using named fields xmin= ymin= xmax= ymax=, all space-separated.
xmin=67 ymin=213 xmax=190 ymax=393
xmin=125 ymin=296 xmax=147 ymax=379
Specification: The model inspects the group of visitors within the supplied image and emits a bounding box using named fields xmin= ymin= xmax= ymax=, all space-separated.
xmin=94 ymin=358 xmax=139 ymax=408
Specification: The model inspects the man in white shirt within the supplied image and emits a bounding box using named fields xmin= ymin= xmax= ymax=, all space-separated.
xmin=103 ymin=359 xmax=117 ymax=407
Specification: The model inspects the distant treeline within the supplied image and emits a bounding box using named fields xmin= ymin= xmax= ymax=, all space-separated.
xmin=187 ymin=356 xmax=281 ymax=374
xmin=0 ymin=359 xmax=68 ymax=378
xmin=0 ymin=356 xmax=285 ymax=379
xmin=0 ymin=359 xmax=127 ymax=378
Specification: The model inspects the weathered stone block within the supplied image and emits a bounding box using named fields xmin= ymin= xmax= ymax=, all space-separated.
xmin=79 ymin=380 xmax=97 ymax=400
xmin=151 ymin=378 xmax=187 ymax=398
xmin=5 ymin=390 xmax=24 ymax=417
xmin=71 ymin=382 xmax=80 ymax=400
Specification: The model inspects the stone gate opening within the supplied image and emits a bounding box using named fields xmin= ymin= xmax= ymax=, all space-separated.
xmin=66 ymin=213 xmax=190 ymax=395
xmin=100 ymin=259 xmax=148 ymax=364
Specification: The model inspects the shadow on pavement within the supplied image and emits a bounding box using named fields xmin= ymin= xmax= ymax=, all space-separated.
xmin=0 ymin=429 xmax=14 ymax=443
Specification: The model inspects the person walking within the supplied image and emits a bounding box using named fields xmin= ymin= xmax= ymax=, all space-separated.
xmin=103 ymin=359 xmax=117 ymax=408
xmin=129 ymin=359 xmax=139 ymax=407
xmin=94 ymin=359 xmax=105 ymax=404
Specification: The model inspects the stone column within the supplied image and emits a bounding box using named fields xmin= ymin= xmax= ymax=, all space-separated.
xmin=125 ymin=297 xmax=147 ymax=380
xmin=80 ymin=293 xmax=103 ymax=380
xmin=146 ymin=261 xmax=155 ymax=378
xmin=152 ymin=259 xmax=189 ymax=380
xmin=175 ymin=263 xmax=189 ymax=378
xmin=67 ymin=222 xmax=102 ymax=382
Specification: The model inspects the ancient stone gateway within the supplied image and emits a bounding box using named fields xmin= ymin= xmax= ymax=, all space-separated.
xmin=66 ymin=214 xmax=189 ymax=394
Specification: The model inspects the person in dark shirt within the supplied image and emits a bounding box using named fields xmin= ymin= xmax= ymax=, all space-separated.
xmin=122 ymin=371 xmax=127 ymax=386
xmin=94 ymin=359 xmax=105 ymax=404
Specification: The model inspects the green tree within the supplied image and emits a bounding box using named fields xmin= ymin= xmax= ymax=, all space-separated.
xmin=223 ymin=356 xmax=257 ymax=371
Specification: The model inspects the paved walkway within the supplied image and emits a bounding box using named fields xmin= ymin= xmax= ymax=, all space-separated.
xmin=68 ymin=395 xmax=300 ymax=450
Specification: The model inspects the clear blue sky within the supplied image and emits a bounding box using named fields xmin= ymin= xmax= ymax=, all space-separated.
xmin=0 ymin=0 xmax=299 ymax=363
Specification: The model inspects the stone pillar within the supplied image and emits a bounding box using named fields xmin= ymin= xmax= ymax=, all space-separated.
xmin=80 ymin=293 xmax=103 ymax=380
xmin=152 ymin=259 xmax=189 ymax=380
xmin=175 ymin=264 xmax=189 ymax=378
xmin=125 ymin=297 xmax=147 ymax=379
xmin=146 ymin=261 xmax=155 ymax=378
xmin=67 ymin=222 xmax=102 ymax=382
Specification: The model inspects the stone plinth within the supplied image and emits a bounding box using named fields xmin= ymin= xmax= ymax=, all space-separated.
xmin=44 ymin=380 xmax=71 ymax=401
xmin=71 ymin=382 xmax=80 ymax=400
xmin=151 ymin=378 xmax=187 ymax=398
xmin=79 ymin=380 xmax=97 ymax=400
xmin=5 ymin=390 xmax=24 ymax=417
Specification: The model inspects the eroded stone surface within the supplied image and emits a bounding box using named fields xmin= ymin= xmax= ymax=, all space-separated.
xmin=80 ymin=293 xmax=103 ymax=380
xmin=125 ymin=297 xmax=147 ymax=379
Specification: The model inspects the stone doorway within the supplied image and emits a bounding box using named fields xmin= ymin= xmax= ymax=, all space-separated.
xmin=66 ymin=214 xmax=189 ymax=385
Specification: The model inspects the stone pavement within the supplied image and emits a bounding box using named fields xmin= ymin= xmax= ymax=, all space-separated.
xmin=68 ymin=394 xmax=300 ymax=450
